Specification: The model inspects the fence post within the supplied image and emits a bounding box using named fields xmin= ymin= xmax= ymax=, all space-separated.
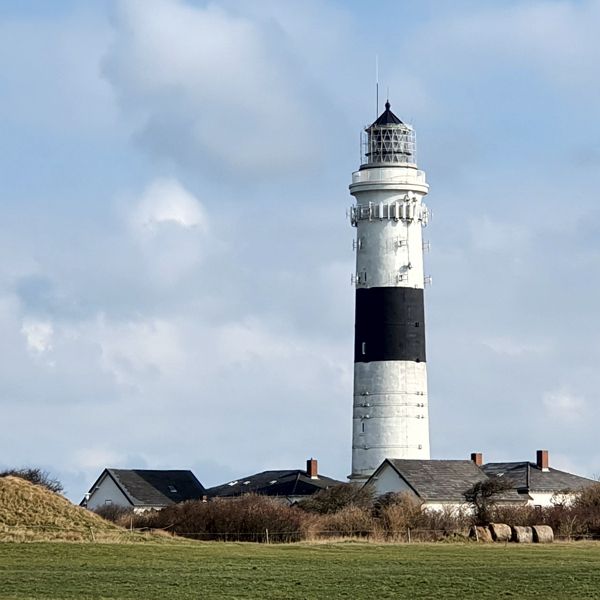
xmin=265 ymin=528 xmax=269 ymax=544
xmin=407 ymin=528 xmax=411 ymax=543
xmin=89 ymin=527 xmax=96 ymax=542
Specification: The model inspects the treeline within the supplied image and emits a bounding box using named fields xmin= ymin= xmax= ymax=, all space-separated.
xmin=94 ymin=482 xmax=600 ymax=543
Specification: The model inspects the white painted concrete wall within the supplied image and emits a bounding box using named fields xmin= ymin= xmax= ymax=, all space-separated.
xmin=86 ymin=473 xmax=132 ymax=511
xmin=352 ymin=195 xmax=428 ymax=290
xmin=353 ymin=361 xmax=429 ymax=476
xmin=350 ymin=163 xmax=431 ymax=480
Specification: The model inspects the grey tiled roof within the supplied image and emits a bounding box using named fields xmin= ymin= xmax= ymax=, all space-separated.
xmin=382 ymin=459 xmax=522 ymax=503
xmin=107 ymin=469 xmax=206 ymax=507
xmin=207 ymin=469 xmax=342 ymax=499
xmin=482 ymin=462 xmax=595 ymax=493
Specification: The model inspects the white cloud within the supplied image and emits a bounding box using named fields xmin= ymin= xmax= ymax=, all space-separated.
xmin=21 ymin=319 xmax=54 ymax=355
xmin=126 ymin=178 xmax=212 ymax=286
xmin=131 ymin=178 xmax=207 ymax=233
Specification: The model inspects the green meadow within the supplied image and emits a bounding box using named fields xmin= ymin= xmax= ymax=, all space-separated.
xmin=1 ymin=541 xmax=600 ymax=599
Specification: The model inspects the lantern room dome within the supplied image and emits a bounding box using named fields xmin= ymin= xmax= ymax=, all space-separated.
xmin=372 ymin=101 xmax=403 ymax=127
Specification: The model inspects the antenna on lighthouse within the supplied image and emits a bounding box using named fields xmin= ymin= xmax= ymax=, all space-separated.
xmin=375 ymin=55 xmax=379 ymax=118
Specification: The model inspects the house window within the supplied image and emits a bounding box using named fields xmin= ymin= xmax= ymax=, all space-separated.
xmin=168 ymin=485 xmax=178 ymax=493
xmin=361 ymin=342 xmax=366 ymax=355
xmin=104 ymin=499 xmax=112 ymax=505
xmin=361 ymin=422 xmax=365 ymax=433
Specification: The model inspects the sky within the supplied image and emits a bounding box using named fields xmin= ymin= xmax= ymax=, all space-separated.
xmin=1 ymin=0 xmax=600 ymax=501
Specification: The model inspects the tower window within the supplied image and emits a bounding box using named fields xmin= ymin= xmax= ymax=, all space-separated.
xmin=361 ymin=422 xmax=365 ymax=433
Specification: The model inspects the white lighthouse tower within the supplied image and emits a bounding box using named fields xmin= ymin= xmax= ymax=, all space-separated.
xmin=349 ymin=101 xmax=431 ymax=481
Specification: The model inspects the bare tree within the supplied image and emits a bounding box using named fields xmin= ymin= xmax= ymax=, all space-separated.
xmin=463 ymin=476 xmax=511 ymax=524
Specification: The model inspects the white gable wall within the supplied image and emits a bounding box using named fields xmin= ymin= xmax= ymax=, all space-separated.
xmin=367 ymin=462 xmax=418 ymax=499
xmin=86 ymin=473 xmax=132 ymax=511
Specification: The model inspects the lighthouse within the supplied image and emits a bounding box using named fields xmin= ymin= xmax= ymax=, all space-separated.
xmin=349 ymin=101 xmax=431 ymax=481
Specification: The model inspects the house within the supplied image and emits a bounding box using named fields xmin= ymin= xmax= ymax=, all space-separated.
xmin=81 ymin=469 xmax=206 ymax=511
xmin=364 ymin=458 xmax=524 ymax=511
xmin=480 ymin=450 xmax=596 ymax=507
xmin=206 ymin=459 xmax=342 ymax=504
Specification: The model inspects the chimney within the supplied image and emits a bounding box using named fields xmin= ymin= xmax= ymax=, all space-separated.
xmin=536 ymin=450 xmax=549 ymax=472
xmin=306 ymin=458 xmax=318 ymax=479
xmin=470 ymin=452 xmax=483 ymax=467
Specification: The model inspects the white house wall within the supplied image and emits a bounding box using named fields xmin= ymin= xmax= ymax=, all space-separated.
xmin=86 ymin=474 xmax=132 ymax=511
xmin=527 ymin=491 xmax=578 ymax=508
xmin=367 ymin=463 xmax=415 ymax=498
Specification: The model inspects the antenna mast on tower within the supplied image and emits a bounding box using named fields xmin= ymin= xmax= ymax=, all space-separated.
xmin=375 ymin=55 xmax=379 ymax=118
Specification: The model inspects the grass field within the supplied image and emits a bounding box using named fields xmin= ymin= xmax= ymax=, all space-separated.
xmin=1 ymin=541 xmax=600 ymax=599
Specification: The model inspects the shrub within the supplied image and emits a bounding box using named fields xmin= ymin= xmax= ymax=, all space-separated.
xmin=374 ymin=493 xmax=422 ymax=539
xmin=0 ymin=468 xmax=63 ymax=494
xmin=317 ymin=506 xmax=377 ymax=539
xmin=93 ymin=504 xmax=135 ymax=526
xmin=488 ymin=505 xmax=540 ymax=527
xmin=138 ymin=494 xmax=306 ymax=542
xmin=298 ymin=484 xmax=374 ymax=514
xmin=373 ymin=493 xmax=469 ymax=541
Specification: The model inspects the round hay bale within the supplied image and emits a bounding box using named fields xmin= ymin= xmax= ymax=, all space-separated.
xmin=472 ymin=525 xmax=492 ymax=542
xmin=489 ymin=523 xmax=511 ymax=542
xmin=532 ymin=525 xmax=554 ymax=543
xmin=511 ymin=525 xmax=533 ymax=543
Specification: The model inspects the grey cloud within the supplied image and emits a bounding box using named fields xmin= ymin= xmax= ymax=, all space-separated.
xmin=103 ymin=0 xmax=338 ymax=178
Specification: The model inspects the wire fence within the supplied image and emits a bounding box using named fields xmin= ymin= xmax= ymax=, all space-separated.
xmin=2 ymin=523 xmax=599 ymax=543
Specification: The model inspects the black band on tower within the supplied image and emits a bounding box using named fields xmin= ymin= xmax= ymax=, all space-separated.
xmin=354 ymin=287 xmax=426 ymax=363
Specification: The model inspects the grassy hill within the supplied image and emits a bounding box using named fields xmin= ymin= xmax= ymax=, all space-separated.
xmin=0 ymin=476 xmax=159 ymax=542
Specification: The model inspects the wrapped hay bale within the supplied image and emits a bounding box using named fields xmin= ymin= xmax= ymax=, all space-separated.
xmin=469 ymin=525 xmax=492 ymax=542
xmin=512 ymin=525 xmax=533 ymax=543
xmin=489 ymin=523 xmax=511 ymax=542
xmin=532 ymin=525 xmax=554 ymax=543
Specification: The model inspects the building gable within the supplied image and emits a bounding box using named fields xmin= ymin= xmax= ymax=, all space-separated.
xmin=82 ymin=469 xmax=206 ymax=509
xmin=84 ymin=470 xmax=133 ymax=511
xmin=366 ymin=460 xmax=420 ymax=499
